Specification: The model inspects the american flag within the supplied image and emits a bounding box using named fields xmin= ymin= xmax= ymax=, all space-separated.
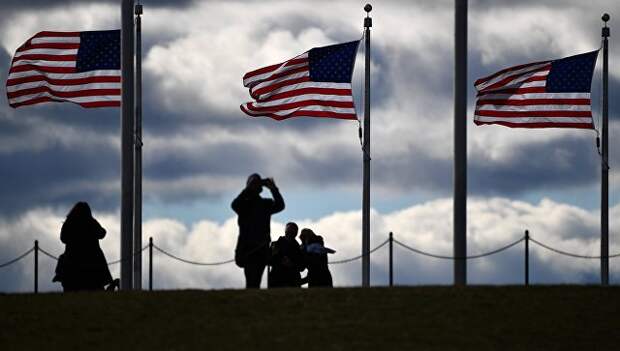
xmin=241 ymin=41 xmax=360 ymax=121
xmin=6 ymin=30 xmax=121 ymax=108
xmin=474 ymin=50 xmax=599 ymax=129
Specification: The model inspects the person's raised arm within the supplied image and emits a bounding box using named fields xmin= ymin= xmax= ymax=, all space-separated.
xmin=264 ymin=178 xmax=284 ymax=214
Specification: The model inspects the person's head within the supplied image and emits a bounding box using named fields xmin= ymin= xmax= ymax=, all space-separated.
xmin=299 ymin=228 xmax=315 ymax=245
xmin=285 ymin=222 xmax=298 ymax=239
xmin=246 ymin=173 xmax=263 ymax=195
xmin=67 ymin=201 xmax=92 ymax=220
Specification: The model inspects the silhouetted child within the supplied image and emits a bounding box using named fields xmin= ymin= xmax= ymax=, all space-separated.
xmin=53 ymin=202 xmax=116 ymax=292
xmin=269 ymin=222 xmax=305 ymax=287
xmin=299 ymin=228 xmax=334 ymax=288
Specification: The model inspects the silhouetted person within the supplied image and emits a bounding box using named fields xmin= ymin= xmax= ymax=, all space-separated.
xmin=300 ymin=228 xmax=334 ymax=288
xmin=269 ymin=222 xmax=305 ymax=287
xmin=52 ymin=202 xmax=115 ymax=292
xmin=232 ymin=174 xmax=285 ymax=288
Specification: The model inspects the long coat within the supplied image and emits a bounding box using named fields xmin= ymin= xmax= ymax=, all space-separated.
xmin=231 ymin=187 xmax=284 ymax=267
xmin=54 ymin=217 xmax=113 ymax=290
xmin=269 ymin=236 xmax=305 ymax=287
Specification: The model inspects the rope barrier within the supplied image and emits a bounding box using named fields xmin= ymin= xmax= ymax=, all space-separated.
xmin=2 ymin=234 xmax=619 ymax=275
xmin=529 ymin=237 xmax=620 ymax=259
xmin=38 ymin=247 xmax=59 ymax=260
xmin=393 ymin=237 xmax=525 ymax=260
xmin=153 ymin=244 xmax=236 ymax=266
xmin=107 ymin=245 xmax=150 ymax=265
xmin=329 ymin=239 xmax=390 ymax=264
xmin=0 ymin=247 xmax=34 ymax=268
xmin=37 ymin=245 xmax=150 ymax=265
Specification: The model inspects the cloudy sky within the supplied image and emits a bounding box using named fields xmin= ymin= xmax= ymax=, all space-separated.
xmin=0 ymin=0 xmax=619 ymax=292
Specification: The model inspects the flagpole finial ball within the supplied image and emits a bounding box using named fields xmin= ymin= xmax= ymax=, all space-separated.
xmin=602 ymin=13 xmax=610 ymax=22
xmin=364 ymin=4 xmax=372 ymax=13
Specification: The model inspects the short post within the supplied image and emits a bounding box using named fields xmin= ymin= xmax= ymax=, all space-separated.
xmin=389 ymin=232 xmax=394 ymax=287
xmin=149 ymin=237 xmax=153 ymax=291
xmin=34 ymin=240 xmax=39 ymax=294
xmin=524 ymin=230 xmax=529 ymax=287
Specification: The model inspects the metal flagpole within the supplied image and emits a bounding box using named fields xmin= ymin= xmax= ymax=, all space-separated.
xmin=362 ymin=4 xmax=372 ymax=288
xmin=133 ymin=2 xmax=143 ymax=291
xmin=454 ymin=0 xmax=467 ymax=286
xmin=120 ymin=0 xmax=135 ymax=291
xmin=601 ymin=13 xmax=610 ymax=286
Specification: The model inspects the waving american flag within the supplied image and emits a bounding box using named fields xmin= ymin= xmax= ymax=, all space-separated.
xmin=474 ymin=50 xmax=599 ymax=129
xmin=6 ymin=30 xmax=121 ymax=108
xmin=241 ymin=41 xmax=360 ymax=121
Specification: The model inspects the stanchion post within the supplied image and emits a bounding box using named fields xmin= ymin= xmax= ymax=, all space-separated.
xmin=389 ymin=232 xmax=393 ymax=287
xmin=149 ymin=237 xmax=153 ymax=291
xmin=34 ymin=240 xmax=38 ymax=294
xmin=525 ymin=230 xmax=529 ymax=287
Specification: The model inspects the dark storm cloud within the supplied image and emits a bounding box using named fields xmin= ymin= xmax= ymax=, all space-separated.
xmin=469 ymin=136 xmax=601 ymax=195
xmin=0 ymin=143 xmax=120 ymax=217
xmin=0 ymin=0 xmax=196 ymax=10
xmin=145 ymin=140 xmax=263 ymax=180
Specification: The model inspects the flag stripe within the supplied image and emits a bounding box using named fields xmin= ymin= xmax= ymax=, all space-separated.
xmin=258 ymin=86 xmax=353 ymax=102
xmin=246 ymin=100 xmax=354 ymax=113
xmin=8 ymin=69 xmax=121 ymax=81
xmin=241 ymin=105 xmax=357 ymax=121
xmin=16 ymin=43 xmax=80 ymax=52
xmin=243 ymin=55 xmax=308 ymax=81
xmin=243 ymin=57 xmax=309 ymax=86
xmin=13 ymin=54 xmax=77 ymax=62
xmin=476 ymin=104 xmax=591 ymax=112
xmin=7 ymin=81 xmax=120 ymax=93
xmin=9 ymin=91 xmax=120 ymax=104
xmin=251 ymin=76 xmax=312 ymax=100
xmin=7 ymin=74 xmax=120 ymax=86
xmin=6 ymin=30 xmax=120 ymax=109
xmin=12 ymin=59 xmax=77 ymax=68
xmin=478 ymin=66 xmax=551 ymax=93
xmin=31 ymin=36 xmax=80 ymax=44
xmin=475 ymin=109 xmax=591 ymax=118
xmin=474 ymin=61 xmax=550 ymax=87
xmin=474 ymin=120 xmax=593 ymax=129
xmin=248 ymin=66 xmax=309 ymax=89
xmin=32 ymin=31 xmax=81 ymax=38
xmin=476 ymin=98 xmax=591 ymax=106
xmin=8 ymin=86 xmax=120 ymax=99
xmin=477 ymin=86 xmax=547 ymax=96
xmin=249 ymin=93 xmax=352 ymax=107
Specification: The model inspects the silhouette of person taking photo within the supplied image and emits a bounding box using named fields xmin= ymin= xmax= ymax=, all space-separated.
xmin=269 ymin=222 xmax=305 ymax=288
xmin=53 ymin=202 xmax=117 ymax=292
xmin=300 ymin=228 xmax=334 ymax=288
xmin=232 ymin=174 xmax=285 ymax=288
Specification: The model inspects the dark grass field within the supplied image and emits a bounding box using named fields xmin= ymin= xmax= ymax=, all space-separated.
xmin=1 ymin=286 xmax=619 ymax=350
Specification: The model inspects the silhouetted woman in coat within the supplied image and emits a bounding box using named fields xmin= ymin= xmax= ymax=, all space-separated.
xmin=53 ymin=202 xmax=114 ymax=292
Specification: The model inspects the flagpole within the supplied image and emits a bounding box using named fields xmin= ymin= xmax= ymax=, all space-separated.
xmin=454 ymin=0 xmax=467 ymax=286
xmin=120 ymin=0 xmax=135 ymax=291
xmin=601 ymin=13 xmax=610 ymax=286
xmin=362 ymin=3 xmax=372 ymax=288
xmin=133 ymin=2 xmax=143 ymax=291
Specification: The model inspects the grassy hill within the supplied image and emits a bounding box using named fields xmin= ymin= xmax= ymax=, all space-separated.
xmin=1 ymin=286 xmax=619 ymax=350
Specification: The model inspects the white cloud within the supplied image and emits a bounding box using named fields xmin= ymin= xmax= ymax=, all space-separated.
xmin=0 ymin=3 xmax=119 ymax=54
xmin=1 ymin=197 xmax=618 ymax=293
